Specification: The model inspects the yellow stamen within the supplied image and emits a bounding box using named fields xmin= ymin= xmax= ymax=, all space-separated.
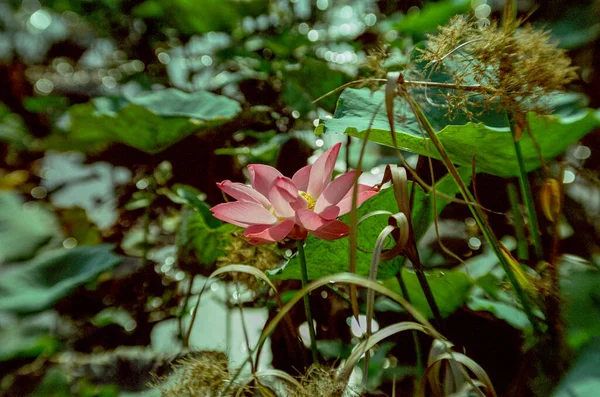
xmin=299 ymin=191 xmax=316 ymax=210
xmin=269 ymin=207 xmax=285 ymax=222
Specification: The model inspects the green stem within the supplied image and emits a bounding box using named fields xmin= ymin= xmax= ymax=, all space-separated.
xmin=507 ymin=181 xmax=529 ymax=261
xmin=297 ymin=239 xmax=318 ymax=363
xmin=407 ymin=97 xmax=541 ymax=335
xmin=414 ymin=262 xmax=445 ymax=334
xmin=395 ymin=269 xmax=423 ymax=378
xmin=510 ymin=119 xmax=544 ymax=262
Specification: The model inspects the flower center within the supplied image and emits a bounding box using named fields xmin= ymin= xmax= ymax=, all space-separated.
xmin=299 ymin=191 xmax=316 ymax=210
xmin=269 ymin=207 xmax=286 ymax=221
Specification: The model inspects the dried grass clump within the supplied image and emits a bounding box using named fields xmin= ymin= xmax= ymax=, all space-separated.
xmin=217 ymin=235 xmax=282 ymax=289
xmin=418 ymin=16 xmax=578 ymax=118
xmin=153 ymin=351 xmax=241 ymax=396
xmin=285 ymin=365 xmax=351 ymax=397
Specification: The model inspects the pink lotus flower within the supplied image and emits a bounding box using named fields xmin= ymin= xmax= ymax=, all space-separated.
xmin=211 ymin=143 xmax=378 ymax=244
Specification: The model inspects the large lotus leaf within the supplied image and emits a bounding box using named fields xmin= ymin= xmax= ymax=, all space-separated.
xmin=317 ymin=88 xmax=599 ymax=177
xmin=63 ymin=89 xmax=241 ymax=154
xmin=0 ymin=193 xmax=57 ymax=263
xmin=0 ymin=245 xmax=122 ymax=314
xmin=271 ymin=168 xmax=470 ymax=281
xmin=382 ymin=267 xmax=472 ymax=319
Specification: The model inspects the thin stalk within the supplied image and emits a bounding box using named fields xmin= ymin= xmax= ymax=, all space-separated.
xmin=178 ymin=274 xmax=195 ymax=343
xmin=413 ymin=262 xmax=446 ymax=334
xmin=297 ymin=239 xmax=318 ymax=363
xmin=395 ymin=269 xmax=423 ymax=378
xmin=500 ymin=0 xmax=543 ymax=263
xmin=235 ymin=284 xmax=256 ymax=373
xmin=507 ymin=181 xmax=529 ymax=261
xmin=509 ymin=117 xmax=544 ymax=262
xmin=407 ymin=96 xmax=541 ymax=335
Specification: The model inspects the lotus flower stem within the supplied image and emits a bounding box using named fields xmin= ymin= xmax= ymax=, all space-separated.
xmin=297 ymin=239 xmax=318 ymax=363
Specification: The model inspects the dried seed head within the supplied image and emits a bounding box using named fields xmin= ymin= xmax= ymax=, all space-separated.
xmin=417 ymin=16 xmax=578 ymax=118
xmin=153 ymin=351 xmax=237 ymax=396
xmin=364 ymin=44 xmax=390 ymax=79
xmin=286 ymin=365 xmax=349 ymax=397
